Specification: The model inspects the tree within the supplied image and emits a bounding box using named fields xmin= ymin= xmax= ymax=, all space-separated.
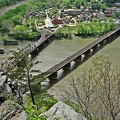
xmin=59 ymin=55 xmax=120 ymax=120
xmin=94 ymin=56 xmax=120 ymax=120
xmin=10 ymin=14 xmax=23 ymax=25
xmin=6 ymin=49 xmax=46 ymax=105
xmin=1 ymin=35 xmax=8 ymax=41
xmin=1 ymin=20 xmax=14 ymax=33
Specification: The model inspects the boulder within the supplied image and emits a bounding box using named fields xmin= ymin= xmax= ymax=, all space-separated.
xmin=0 ymin=75 xmax=6 ymax=103
xmin=0 ymin=76 xmax=12 ymax=104
xmin=0 ymin=48 xmax=5 ymax=54
xmin=41 ymin=101 xmax=87 ymax=120
xmin=0 ymin=100 xmax=27 ymax=120
xmin=0 ymin=75 xmax=6 ymax=91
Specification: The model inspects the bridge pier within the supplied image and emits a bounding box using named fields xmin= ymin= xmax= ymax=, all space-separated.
xmin=113 ymin=33 xmax=116 ymax=39
xmin=92 ymin=44 xmax=99 ymax=51
xmin=107 ymin=36 xmax=112 ymax=43
xmin=32 ymin=48 xmax=39 ymax=55
xmin=63 ymin=63 xmax=71 ymax=70
xmin=48 ymin=72 xmax=58 ymax=80
xmin=100 ymin=39 xmax=106 ymax=45
xmin=110 ymin=34 xmax=114 ymax=41
xmin=44 ymin=39 xmax=50 ymax=45
xmin=84 ymin=49 xmax=91 ymax=56
xmin=117 ymin=30 xmax=120 ymax=36
xmin=74 ymin=56 xmax=82 ymax=62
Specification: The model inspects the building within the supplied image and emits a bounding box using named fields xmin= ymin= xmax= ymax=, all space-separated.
xmin=64 ymin=9 xmax=82 ymax=15
xmin=52 ymin=18 xmax=63 ymax=25
xmin=104 ymin=10 xmax=113 ymax=17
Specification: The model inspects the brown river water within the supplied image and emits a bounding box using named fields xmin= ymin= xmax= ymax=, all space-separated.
xmin=0 ymin=2 xmax=120 ymax=100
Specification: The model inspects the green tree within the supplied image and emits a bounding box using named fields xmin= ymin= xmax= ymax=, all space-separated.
xmin=1 ymin=35 xmax=8 ymax=41
xmin=1 ymin=20 xmax=14 ymax=33
xmin=6 ymin=49 xmax=46 ymax=105
xmin=10 ymin=14 xmax=23 ymax=25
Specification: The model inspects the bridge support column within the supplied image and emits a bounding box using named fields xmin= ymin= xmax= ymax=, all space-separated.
xmin=74 ymin=56 xmax=82 ymax=62
xmin=113 ymin=33 xmax=116 ymax=39
xmin=32 ymin=48 xmax=39 ymax=55
xmin=92 ymin=44 xmax=99 ymax=51
xmin=62 ymin=63 xmax=71 ymax=70
xmin=107 ymin=36 xmax=112 ymax=43
xmin=48 ymin=72 xmax=58 ymax=80
xmin=100 ymin=40 xmax=106 ymax=45
xmin=117 ymin=30 xmax=120 ymax=36
xmin=84 ymin=49 xmax=91 ymax=56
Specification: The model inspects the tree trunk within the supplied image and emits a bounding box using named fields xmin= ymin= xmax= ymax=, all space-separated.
xmin=27 ymin=67 xmax=35 ymax=105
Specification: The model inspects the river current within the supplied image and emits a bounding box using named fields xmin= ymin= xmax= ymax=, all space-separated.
xmin=0 ymin=2 xmax=120 ymax=100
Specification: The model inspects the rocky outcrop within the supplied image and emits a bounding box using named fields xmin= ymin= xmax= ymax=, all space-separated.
xmin=0 ymin=75 xmax=12 ymax=104
xmin=0 ymin=100 xmax=28 ymax=120
xmin=41 ymin=101 xmax=87 ymax=120
xmin=0 ymin=48 xmax=5 ymax=54
xmin=0 ymin=74 xmax=23 ymax=104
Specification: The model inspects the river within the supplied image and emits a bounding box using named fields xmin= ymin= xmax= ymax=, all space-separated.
xmin=0 ymin=1 xmax=120 ymax=101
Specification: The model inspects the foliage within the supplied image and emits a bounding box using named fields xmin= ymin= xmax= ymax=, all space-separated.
xmin=114 ymin=12 xmax=120 ymax=19
xmin=4 ymin=49 xmax=58 ymax=119
xmin=91 ymin=2 xmax=107 ymax=10
xmin=12 ymin=25 xmax=38 ymax=40
xmin=56 ymin=22 xmax=117 ymax=37
xmin=77 ymin=22 xmax=117 ymax=36
xmin=56 ymin=25 xmax=77 ymax=39
xmin=25 ymin=104 xmax=47 ymax=120
xmin=0 ymin=3 xmax=27 ymax=33
xmin=6 ymin=49 xmax=47 ymax=105
xmin=60 ymin=55 xmax=120 ymax=120
xmin=25 ymin=96 xmax=58 ymax=120
xmin=1 ymin=35 xmax=8 ymax=41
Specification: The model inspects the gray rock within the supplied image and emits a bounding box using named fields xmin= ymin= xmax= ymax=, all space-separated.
xmin=0 ymin=83 xmax=12 ymax=100
xmin=41 ymin=101 xmax=87 ymax=120
xmin=10 ymin=111 xmax=28 ymax=120
xmin=0 ymin=48 xmax=5 ymax=54
xmin=6 ymin=84 xmax=12 ymax=95
xmin=0 ymin=100 xmax=27 ymax=120
xmin=0 ymin=75 xmax=12 ymax=95
xmin=0 ymin=75 xmax=6 ymax=89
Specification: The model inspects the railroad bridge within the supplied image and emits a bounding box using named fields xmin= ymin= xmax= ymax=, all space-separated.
xmin=45 ymin=26 xmax=120 ymax=80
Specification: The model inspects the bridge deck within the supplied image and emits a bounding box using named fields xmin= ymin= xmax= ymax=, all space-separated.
xmin=45 ymin=26 xmax=120 ymax=78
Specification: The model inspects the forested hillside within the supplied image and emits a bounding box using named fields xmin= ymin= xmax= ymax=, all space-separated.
xmin=0 ymin=0 xmax=23 ymax=8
